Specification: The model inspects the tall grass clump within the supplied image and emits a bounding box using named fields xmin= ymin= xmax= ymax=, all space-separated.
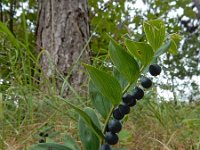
xmin=126 ymin=94 xmax=200 ymax=149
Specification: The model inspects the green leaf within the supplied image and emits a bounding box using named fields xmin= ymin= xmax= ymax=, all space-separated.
xmin=169 ymin=40 xmax=178 ymax=55
xmin=84 ymin=64 xmax=122 ymax=105
xmin=154 ymin=40 xmax=171 ymax=57
xmin=109 ymin=39 xmax=140 ymax=83
xmin=113 ymin=68 xmax=128 ymax=90
xmin=79 ymin=107 xmax=101 ymax=150
xmin=28 ymin=143 xmax=73 ymax=150
xmin=0 ymin=22 xmax=20 ymax=49
xmin=184 ymin=7 xmax=196 ymax=18
xmin=125 ymin=39 xmax=154 ymax=68
xmin=133 ymin=15 xmax=141 ymax=26
xmin=143 ymin=19 xmax=166 ymax=51
xmin=63 ymin=135 xmax=80 ymax=150
xmin=169 ymin=33 xmax=182 ymax=55
xmin=0 ymin=22 xmax=36 ymax=61
xmin=118 ymin=130 xmax=133 ymax=142
xmin=89 ymin=81 xmax=112 ymax=119
xmin=21 ymin=10 xmax=29 ymax=48
xmin=56 ymin=96 xmax=104 ymax=139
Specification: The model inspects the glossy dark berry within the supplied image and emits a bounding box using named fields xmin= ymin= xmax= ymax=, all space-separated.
xmin=149 ymin=64 xmax=161 ymax=76
xmin=44 ymin=133 xmax=48 ymax=137
xmin=39 ymin=139 xmax=45 ymax=143
xmin=122 ymin=94 xmax=133 ymax=104
xmin=113 ymin=108 xmax=124 ymax=120
xmin=39 ymin=132 xmax=44 ymax=137
xmin=128 ymin=98 xmax=137 ymax=107
xmin=108 ymin=119 xmax=122 ymax=133
xmin=100 ymin=143 xmax=111 ymax=150
xmin=105 ymin=132 xmax=119 ymax=145
xmin=118 ymin=103 xmax=130 ymax=115
xmin=132 ymin=87 xmax=144 ymax=100
xmin=141 ymin=77 xmax=152 ymax=89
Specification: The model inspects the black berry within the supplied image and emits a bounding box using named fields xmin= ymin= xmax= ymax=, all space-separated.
xmin=113 ymin=108 xmax=124 ymax=120
xmin=105 ymin=132 xmax=119 ymax=145
xmin=39 ymin=139 xmax=45 ymax=143
xmin=149 ymin=64 xmax=161 ymax=76
xmin=44 ymin=133 xmax=48 ymax=137
xmin=122 ymin=94 xmax=133 ymax=104
xmin=118 ymin=104 xmax=130 ymax=115
xmin=141 ymin=77 xmax=152 ymax=88
xmin=39 ymin=132 xmax=44 ymax=137
xmin=128 ymin=98 xmax=137 ymax=107
xmin=100 ymin=143 xmax=111 ymax=150
xmin=132 ymin=87 xmax=144 ymax=100
xmin=108 ymin=119 xmax=122 ymax=133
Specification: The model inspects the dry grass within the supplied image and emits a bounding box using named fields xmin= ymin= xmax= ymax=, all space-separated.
xmin=2 ymin=99 xmax=200 ymax=150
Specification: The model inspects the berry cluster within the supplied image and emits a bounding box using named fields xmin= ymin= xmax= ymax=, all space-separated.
xmin=38 ymin=132 xmax=48 ymax=143
xmin=100 ymin=64 xmax=161 ymax=150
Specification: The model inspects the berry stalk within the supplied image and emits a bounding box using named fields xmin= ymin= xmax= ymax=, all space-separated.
xmin=101 ymin=82 xmax=131 ymax=144
xmin=100 ymin=64 xmax=162 ymax=149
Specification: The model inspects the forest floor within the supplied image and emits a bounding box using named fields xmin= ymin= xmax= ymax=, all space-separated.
xmin=2 ymin=98 xmax=200 ymax=150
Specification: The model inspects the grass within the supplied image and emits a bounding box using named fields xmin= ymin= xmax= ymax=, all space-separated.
xmin=123 ymin=99 xmax=200 ymax=150
xmin=1 ymin=90 xmax=200 ymax=150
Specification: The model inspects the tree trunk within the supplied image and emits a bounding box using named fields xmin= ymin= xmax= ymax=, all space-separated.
xmin=0 ymin=0 xmax=3 ymax=22
xmin=36 ymin=0 xmax=90 ymax=96
xmin=193 ymin=0 xmax=200 ymax=18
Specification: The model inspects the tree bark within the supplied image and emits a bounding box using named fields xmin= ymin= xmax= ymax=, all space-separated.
xmin=193 ymin=0 xmax=200 ymax=18
xmin=9 ymin=0 xmax=15 ymax=34
xmin=36 ymin=0 xmax=90 ymax=95
xmin=0 ymin=0 xmax=3 ymax=22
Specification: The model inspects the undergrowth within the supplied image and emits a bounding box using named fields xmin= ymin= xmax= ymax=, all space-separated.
xmin=1 ymin=93 xmax=200 ymax=150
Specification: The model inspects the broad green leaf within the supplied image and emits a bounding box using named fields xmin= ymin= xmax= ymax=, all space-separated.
xmin=113 ymin=68 xmax=128 ymax=90
xmin=79 ymin=107 xmax=101 ymax=150
xmin=89 ymin=81 xmax=112 ymax=119
xmin=57 ymin=96 xmax=104 ymax=139
xmin=169 ymin=33 xmax=182 ymax=55
xmin=125 ymin=39 xmax=154 ymax=68
xmin=63 ymin=135 xmax=80 ymax=150
xmin=143 ymin=19 xmax=166 ymax=51
xmin=109 ymin=39 xmax=140 ymax=83
xmin=28 ymin=143 xmax=73 ymax=150
xmin=154 ymin=40 xmax=171 ymax=57
xmin=84 ymin=64 xmax=122 ymax=105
